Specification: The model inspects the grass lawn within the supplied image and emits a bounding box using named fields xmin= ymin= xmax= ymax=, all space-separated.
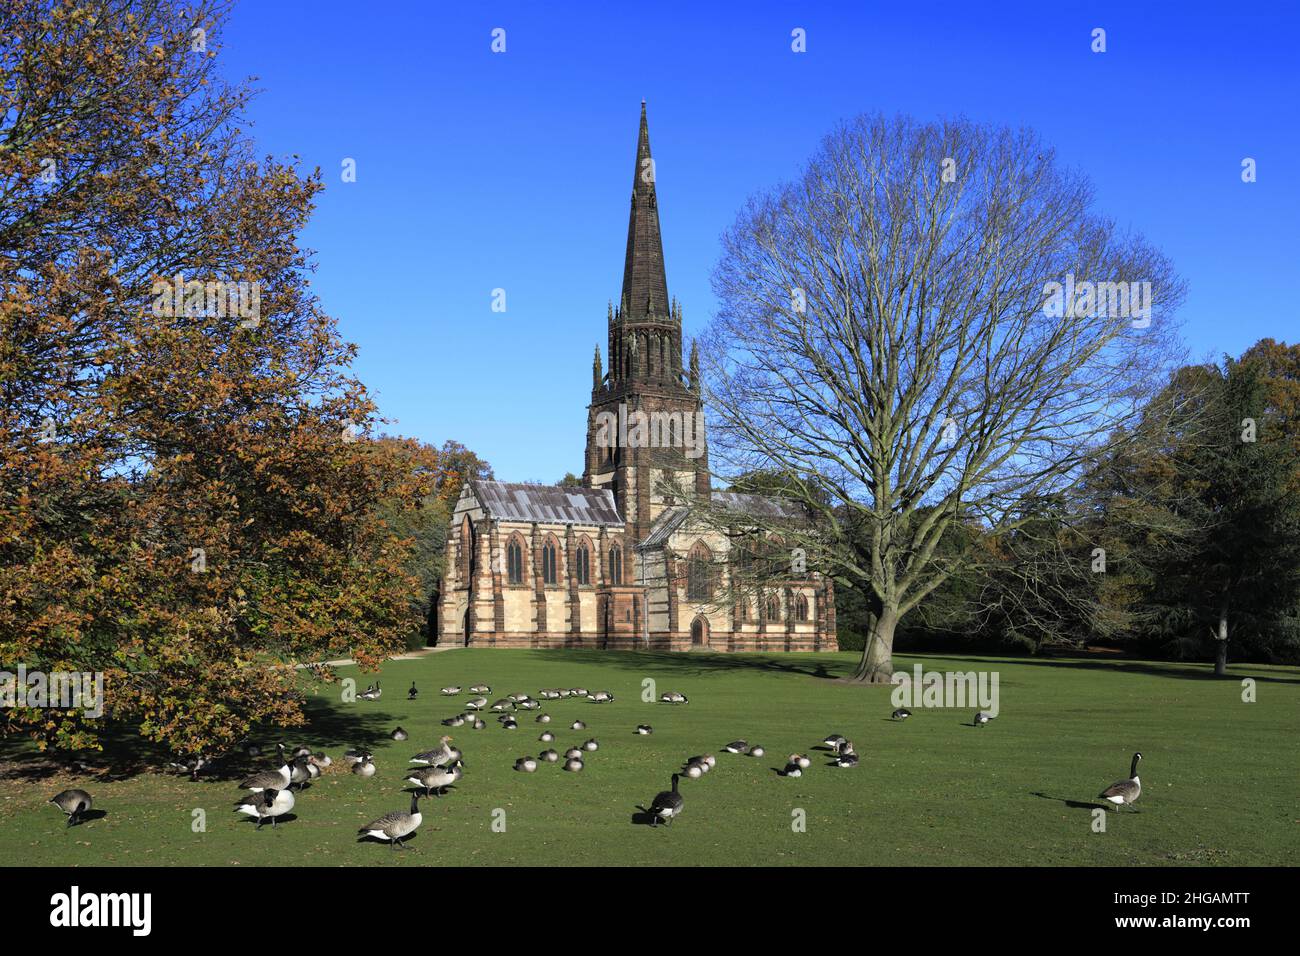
xmin=2 ymin=649 xmax=1297 ymax=866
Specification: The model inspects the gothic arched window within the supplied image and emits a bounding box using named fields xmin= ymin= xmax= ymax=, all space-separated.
xmin=506 ymin=536 xmax=525 ymax=585
xmin=576 ymin=540 xmax=592 ymax=585
xmin=609 ymin=544 xmax=623 ymax=586
xmin=764 ymin=594 xmax=781 ymax=621
xmin=541 ymin=537 xmax=559 ymax=585
xmin=796 ymin=594 xmax=809 ymax=622
xmin=686 ymin=542 xmax=712 ymax=601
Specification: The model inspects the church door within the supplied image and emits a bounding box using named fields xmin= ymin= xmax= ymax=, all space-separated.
xmin=690 ymin=615 xmax=709 ymax=647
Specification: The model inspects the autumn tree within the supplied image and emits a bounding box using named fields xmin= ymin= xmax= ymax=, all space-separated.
xmin=1 ymin=0 xmax=430 ymax=757
xmin=700 ymin=114 xmax=1185 ymax=682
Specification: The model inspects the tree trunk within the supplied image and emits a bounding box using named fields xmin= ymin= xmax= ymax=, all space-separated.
xmin=1214 ymin=607 xmax=1229 ymax=677
xmin=851 ymin=606 xmax=899 ymax=683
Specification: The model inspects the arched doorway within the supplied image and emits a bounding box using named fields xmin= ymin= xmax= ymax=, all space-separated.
xmin=690 ymin=615 xmax=710 ymax=647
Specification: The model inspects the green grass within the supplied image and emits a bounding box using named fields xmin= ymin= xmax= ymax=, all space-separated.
xmin=2 ymin=650 xmax=1297 ymax=866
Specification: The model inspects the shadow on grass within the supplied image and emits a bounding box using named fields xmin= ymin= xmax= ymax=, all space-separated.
xmin=526 ymin=648 xmax=849 ymax=681
xmin=1030 ymin=791 xmax=1104 ymax=812
xmin=970 ymin=656 xmax=1300 ymax=685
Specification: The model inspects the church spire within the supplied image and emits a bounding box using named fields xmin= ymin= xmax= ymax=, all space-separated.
xmin=620 ymin=100 xmax=670 ymax=322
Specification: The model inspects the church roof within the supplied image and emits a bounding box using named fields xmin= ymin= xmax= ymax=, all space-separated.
xmin=637 ymin=493 xmax=808 ymax=550
xmin=470 ymin=480 xmax=624 ymax=527
xmin=619 ymin=101 xmax=670 ymax=321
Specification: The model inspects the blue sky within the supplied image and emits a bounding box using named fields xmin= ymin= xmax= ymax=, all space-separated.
xmin=218 ymin=1 xmax=1298 ymax=482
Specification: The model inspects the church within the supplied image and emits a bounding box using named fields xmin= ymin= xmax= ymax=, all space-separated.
xmin=434 ymin=104 xmax=837 ymax=652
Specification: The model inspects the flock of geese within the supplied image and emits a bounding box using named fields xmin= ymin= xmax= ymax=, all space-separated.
xmin=45 ymin=680 xmax=1146 ymax=844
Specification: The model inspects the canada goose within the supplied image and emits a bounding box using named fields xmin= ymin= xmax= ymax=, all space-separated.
xmin=590 ymin=690 xmax=614 ymax=703
xmin=974 ymin=712 xmax=994 ymax=727
xmin=502 ymin=718 xmax=518 ymax=730
xmin=519 ymin=699 xmax=541 ymax=710
xmin=309 ymin=752 xmax=332 ymax=768
xmin=491 ymin=699 xmax=514 ymax=712
xmin=648 ymin=773 xmax=684 ymax=827
xmin=659 ymin=692 xmax=688 ymax=704
xmin=410 ymin=736 xmax=455 ymax=767
xmin=563 ymin=757 xmax=584 ymax=772
xmin=440 ymin=685 xmax=462 ymax=696
xmin=235 ymin=787 xmax=295 ymax=829
xmin=781 ymin=760 xmax=803 ymax=777
xmin=571 ymin=687 xmax=588 ymax=697
xmin=239 ymin=744 xmax=292 ymax=792
xmin=571 ymin=720 xmax=586 ymax=731
xmin=539 ymin=731 xmax=555 ymax=743
xmin=636 ymin=725 xmax=653 ymax=735
xmin=244 ymin=742 xmax=261 ymax=758
xmin=564 ymin=747 xmax=583 ymax=760
xmin=442 ymin=714 xmax=466 ymax=728
xmin=723 ymin=740 xmax=748 ymax=754
xmin=358 ymin=792 xmax=423 ymax=850
xmin=835 ymin=739 xmax=856 ymax=756
xmin=390 ymin=726 xmax=409 ymax=741
xmin=539 ymin=749 xmax=559 ymax=763
xmin=822 ymin=734 xmax=846 ymax=750
xmin=684 ymin=757 xmax=711 ymax=775
xmin=49 ymin=789 xmax=93 ymax=827
xmin=1099 ymin=752 xmax=1143 ymax=811
xmin=352 ymin=755 xmax=377 ymax=777
xmin=343 ymin=747 xmax=371 ymax=766
xmin=406 ymin=761 xmax=462 ymax=797
xmin=471 ymin=718 xmax=486 ymax=730
xmin=359 ymin=681 xmax=382 ymax=701
xmin=748 ymin=745 xmax=765 ymax=758
xmin=892 ymin=708 xmax=912 ymax=720
xmin=168 ymin=754 xmax=210 ymax=779
xmin=288 ymin=756 xmax=316 ymax=790
xmin=835 ymin=752 xmax=860 ymax=768
xmin=789 ymin=753 xmax=811 ymax=770
xmin=468 ymin=684 xmax=491 ymax=695
xmin=466 ymin=696 xmax=488 ymax=711
xmin=407 ymin=682 xmax=418 ymax=700
xmin=684 ymin=763 xmax=703 ymax=779
xmin=514 ymin=756 xmax=538 ymax=773
xmin=536 ymin=714 xmax=551 ymax=724
xmin=582 ymin=739 xmax=599 ymax=752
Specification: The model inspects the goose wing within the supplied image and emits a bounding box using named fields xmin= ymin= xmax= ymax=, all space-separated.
xmin=650 ymin=790 xmax=683 ymax=813
xmin=239 ymin=768 xmax=285 ymax=790
xmin=1100 ymin=778 xmax=1139 ymax=800
xmin=359 ymin=810 xmax=411 ymax=835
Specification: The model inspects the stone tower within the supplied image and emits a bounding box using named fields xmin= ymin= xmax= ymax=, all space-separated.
xmin=584 ymin=101 xmax=710 ymax=588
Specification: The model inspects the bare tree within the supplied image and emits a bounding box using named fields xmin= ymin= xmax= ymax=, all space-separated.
xmin=698 ymin=114 xmax=1185 ymax=682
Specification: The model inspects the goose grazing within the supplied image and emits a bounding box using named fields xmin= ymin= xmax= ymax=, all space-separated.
xmin=539 ymin=749 xmax=559 ymax=763
xmin=723 ymin=740 xmax=748 ymax=754
xmin=410 ymin=736 xmax=455 ymax=767
xmin=635 ymin=725 xmax=653 ymax=735
xmin=519 ymin=698 xmax=541 ymax=710
xmin=49 ymin=789 xmax=93 ymax=827
xmin=536 ymin=714 xmax=551 ymax=724
xmin=892 ymin=708 xmax=912 ymax=720
xmin=468 ymin=684 xmax=491 ymax=695
xmin=571 ymin=687 xmax=588 ymax=698
xmin=835 ymin=752 xmax=860 ymax=768
xmin=514 ymin=756 xmax=538 ymax=773
xmin=822 ymin=734 xmax=846 ymax=751
xmin=239 ymin=744 xmax=292 ymax=792
xmin=491 ymin=699 xmax=514 ymax=712
xmin=440 ymin=685 xmax=462 ymax=696
xmin=235 ymin=787 xmax=295 ymax=829
xmin=582 ymin=739 xmax=599 ymax=752
xmin=748 ymin=745 xmax=765 ymax=758
xmin=539 ymin=731 xmax=555 ymax=743
xmin=648 ymin=773 xmax=685 ymax=827
xmin=590 ymin=690 xmax=614 ymax=703
xmin=466 ymin=696 xmax=488 ymax=711
xmin=352 ymin=755 xmax=377 ymax=777
xmin=974 ymin=712 xmax=994 ymax=727
xmin=1099 ymin=752 xmax=1143 ymax=811
xmin=571 ymin=720 xmax=586 ymax=731
xmin=406 ymin=761 xmax=462 ymax=797
xmin=442 ymin=714 xmax=466 ymax=728
xmin=390 ymin=726 xmax=409 ymax=741
xmin=407 ymin=682 xmax=418 ymax=700
xmin=563 ymin=757 xmax=584 ymax=772
xmin=358 ymin=792 xmax=423 ymax=850
xmin=359 ymin=681 xmax=382 ymax=701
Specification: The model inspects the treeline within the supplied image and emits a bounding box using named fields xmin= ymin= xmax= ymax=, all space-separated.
xmin=836 ymin=339 xmax=1300 ymax=667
